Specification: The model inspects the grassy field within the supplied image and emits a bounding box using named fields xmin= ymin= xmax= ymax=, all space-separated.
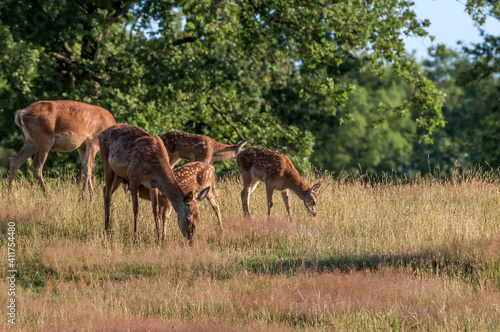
xmin=1 ymin=171 xmax=500 ymax=331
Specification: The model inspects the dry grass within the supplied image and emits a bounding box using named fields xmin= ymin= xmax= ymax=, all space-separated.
xmin=40 ymin=318 xmax=295 ymax=332
xmin=1 ymin=172 xmax=500 ymax=331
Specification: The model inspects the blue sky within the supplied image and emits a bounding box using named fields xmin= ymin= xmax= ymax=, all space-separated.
xmin=404 ymin=0 xmax=500 ymax=60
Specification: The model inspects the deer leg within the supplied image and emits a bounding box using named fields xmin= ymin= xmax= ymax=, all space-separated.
xmin=161 ymin=201 xmax=173 ymax=241
xmin=8 ymin=141 xmax=37 ymax=196
xmin=30 ymin=143 xmax=51 ymax=197
xmin=77 ymin=146 xmax=86 ymax=171
xmin=160 ymin=205 xmax=167 ymax=242
xmin=77 ymin=146 xmax=88 ymax=200
xmin=241 ymin=179 xmax=259 ymax=218
xmin=207 ymin=189 xmax=223 ymax=232
xmin=128 ymin=180 xmax=140 ymax=243
xmin=78 ymin=142 xmax=99 ymax=201
xmin=102 ymin=169 xmax=117 ymax=238
xmin=281 ymin=190 xmax=292 ymax=221
xmin=240 ymin=187 xmax=248 ymax=218
xmin=168 ymin=156 xmax=181 ymax=168
xmin=240 ymin=177 xmax=249 ymax=218
xmin=109 ymin=174 xmax=124 ymax=195
xmin=87 ymin=144 xmax=100 ymax=200
xmin=149 ymin=188 xmax=161 ymax=242
xmin=265 ymin=184 xmax=274 ymax=220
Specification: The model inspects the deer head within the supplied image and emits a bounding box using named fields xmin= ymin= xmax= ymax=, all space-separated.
xmin=303 ymin=182 xmax=321 ymax=217
xmin=178 ymin=186 xmax=210 ymax=243
xmin=227 ymin=140 xmax=249 ymax=155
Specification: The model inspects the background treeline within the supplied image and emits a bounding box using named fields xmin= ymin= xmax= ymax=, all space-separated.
xmin=315 ymin=46 xmax=500 ymax=176
xmin=0 ymin=0 xmax=498 ymax=177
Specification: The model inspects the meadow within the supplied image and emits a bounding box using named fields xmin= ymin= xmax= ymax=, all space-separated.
xmin=1 ymin=171 xmax=500 ymax=331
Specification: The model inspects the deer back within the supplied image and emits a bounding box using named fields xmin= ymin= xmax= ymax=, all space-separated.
xmin=161 ymin=131 xmax=248 ymax=163
xmin=161 ymin=131 xmax=212 ymax=161
xmin=237 ymin=146 xmax=321 ymax=216
xmin=99 ymin=124 xmax=175 ymax=188
xmin=174 ymin=162 xmax=215 ymax=194
xmin=20 ymin=100 xmax=115 ymax=136
xmin=237 ymin=146 xmax=305 ymax=189
xmin=17 ymin=100 xmax=115 ymax=152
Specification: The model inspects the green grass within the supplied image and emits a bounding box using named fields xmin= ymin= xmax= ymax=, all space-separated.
xmin=1 ymin=172 xmax=500 ymax=331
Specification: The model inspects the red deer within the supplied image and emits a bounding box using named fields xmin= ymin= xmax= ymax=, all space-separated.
xmin=160 ymin=131 xmax=249 ymax=167
xmin=99 ymin=124 xmax=209 ymax=244
xmin=8 ymin=100 xmax=116 ymax=199
xmin=237 ymin=146 xmax=321 ymax=219
xmin=113 ymin=162 xmax=222 ymax=241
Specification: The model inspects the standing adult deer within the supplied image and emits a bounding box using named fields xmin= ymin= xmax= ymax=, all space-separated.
xmin=99 ymin=124 xmax=210 ymax=244
xmin=8 ymin=100 xmax=116 ymax=199
xmin=113 ymin=162 xmax=222 ymax=241
xmin=237 ymin=146 xmax=321 ymax=219
xmin=161 ymin=131 xmax=249 ymax=167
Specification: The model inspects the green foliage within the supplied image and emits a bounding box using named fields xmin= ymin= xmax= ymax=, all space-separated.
xmin=312 ymin=68 xmax=417 ymax=175
xmin=0 ymin=146 xmax=13 ymax=174
xmin=1 ymin=0 xmax=445 ymax=175
xmin=413 ymin=45 xmax=500 ymax=175
xmin=17 ymin=251 xmax=54 ymax=294
xmin=308 ymin=0 xmax=500 ymax=177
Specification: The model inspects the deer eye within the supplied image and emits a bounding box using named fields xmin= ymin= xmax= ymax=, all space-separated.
xmin=311 ymin=201 xmax=316 ymax=206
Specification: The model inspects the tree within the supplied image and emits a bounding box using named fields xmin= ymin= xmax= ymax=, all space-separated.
xmin=413 ymin=45 xmax=500 ymax=175
xmin=407 ymin=0 xmax=500 ymax=175
xmin=0 ymin=0 xmax=445 ymax=175
xmin=312 ymin=67 xmax=416 ymax=175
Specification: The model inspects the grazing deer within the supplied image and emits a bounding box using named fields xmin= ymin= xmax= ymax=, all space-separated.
xmin=237 ymin=146 xmax=321 ymax=219
xmin=114 ymin=162 xmax=222 ymax=241
xmin=99 ymin=124 xmax=210 ymax=244
xmin=8 ymin=100 xmax=116 ymax=199
xmin=160 ymin=131 xmax=249 ymax=167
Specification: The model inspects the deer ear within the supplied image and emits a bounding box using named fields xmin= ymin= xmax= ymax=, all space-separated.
xmin=310 ymin=182 xmax=321 ymax=194
xmin=237 ymin=140 xmax=250 ymax=148
xmin=184 ymin=191 xmax=194 ymax=204
xmin=227 ymin=140 xmax=232 ymax=145
xmin=196 ymin=186 xmax=210 ymax=202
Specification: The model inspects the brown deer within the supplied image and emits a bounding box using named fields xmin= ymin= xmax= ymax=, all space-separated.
xmin=8 ymin=100 xmax=116 ymax=199
xmin=237 ymin=146 xmax=321 ymax=219
xmin=99 ymin=124 xmax=210 ymax=244
xmin=160 ymin=131 xmax=249 ymax=167
xmin=113 ymin=162 xmax=222 ymax=241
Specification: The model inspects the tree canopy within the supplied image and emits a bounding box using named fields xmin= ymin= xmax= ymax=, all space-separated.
xmin=0 ymin=0 xmax=446 ymax=174
xmin=2 ymin=0 xmax=499 ymax=177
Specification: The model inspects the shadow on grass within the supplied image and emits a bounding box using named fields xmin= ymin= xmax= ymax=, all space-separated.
xmin=14 ymin=253 xmax=157 ymax=293
xmin=244 ymin=240 xmax=500 ymax=287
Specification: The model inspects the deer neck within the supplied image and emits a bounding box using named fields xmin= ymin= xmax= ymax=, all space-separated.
xmin=211 ymin=142 xmax=237 ymax=161
xmin=155 ymin=169 xmax=187 ymax=212
xmin=284 ymin=171 xmax=310 ymax=200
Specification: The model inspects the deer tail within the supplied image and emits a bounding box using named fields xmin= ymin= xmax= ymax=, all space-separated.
xmin=14 ymin=109 xmax=24 ymax=128
xmin=14 ymin=108 xmax=32 ymax=142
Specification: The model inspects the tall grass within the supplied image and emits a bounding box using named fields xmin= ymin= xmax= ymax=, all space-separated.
xmin=1 ymin=171 xmax=499 ymax=331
